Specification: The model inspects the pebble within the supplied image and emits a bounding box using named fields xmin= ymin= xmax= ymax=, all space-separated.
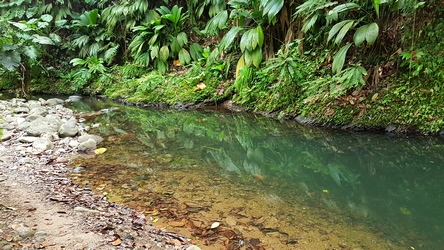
xmin=186 ymin=246 xmax=201 ymax=250
xmin=74 ymin=206 xmax=101 ymax=214
xmin=15 ymin=226 xmax=35 ymax=238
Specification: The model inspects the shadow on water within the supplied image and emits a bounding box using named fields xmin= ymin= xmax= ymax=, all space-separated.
xmin=68 ymin=98 xmax=444 ymax=249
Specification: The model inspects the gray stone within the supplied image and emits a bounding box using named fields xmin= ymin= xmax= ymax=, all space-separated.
xmin=0 ymin=156 xmax=13 ymax=163
xmin=67 ymin=95 xmax=82 ymax=102
xmin=73 ymin=206 xmax=100 ymax=214
xmin=18 ymin=136 xmax=38 ymax=143
xmin=19 ymin=157 xmax=35 ymax=165
xmin=78 ymin=134 xmax=103 ymax=144
xmin=1 ymin=123 xmax=15 ymax=130
xmin=186 ymin=246 xmax=202 ymax=250
xmin=78 ymin=138 xmax=96 ymax=151
xmin=16 ymin=117 xmax=26 ymax=125
xmin=29 ymin=107 xmax=48 ymax=116
xmin=15 ymin=226 xmax=35 ymax=238
xmin=17 ymin=121 xmax=31 ymax=131
xmin=34 ymin=231 xmax=47 ymax=239
xmin=25 ymin=114 xmax=42 ymax=122
xmin=59 ymin=119 xmax=79 ymax=137
xmin=68 ymin=140 xmax=79 ymax=148
xmin=26 ymin=115 xmax=61 ymax=136
xmin=1 ymin=131 xmax=12 ymax=141
xmin=13 ymin=107 xmax=29 ymax=114
xmin=2 ymin=116 xmax=15 ymax=123
xmin=32 ymin=137 xmax=54 ymax=152
xmin=45 ymin=98 xmax=64 ymax=106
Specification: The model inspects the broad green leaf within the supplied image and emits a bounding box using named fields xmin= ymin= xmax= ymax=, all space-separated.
xmin=155 ymin=59 xmax=168 ymax=73
xmin=190 ymin=43 xmax=203 ymax=61
xmin=244 ymin=50 xmax=252 ymax=66
xmin=49 ymin=33 xmax=62 ymax=44
xmin=332 ymin=44 xmax=352 ymax=74
xmin=240 ymin=29 xmax=258 ymax=52
xmin=0 ymin=50 xmax=21 ymax=71
xmin=55 ymin=19 xmax=68 ymax=27
xmin=70 ymin=58 xmax=86 ymax=66
xmin=149 ymin=33 xmax=159 ymax=46
xmin=159 ymin=45 xmax=169 ymax=62
xmin=220 ymin=26 xmax=242 ymax=50
xmin=202 ymin=10 xmax=228 ymax=35
xmin=23 ymin=46 xmax=38 ymax=60
xmin=170 ymin=38 xmax=181 ymax=54
xmin=328 ymin=20 xmax=350 ymax=43
xmin=150 ymin=45 xmax=159 ymax=59
xmin=261 ymin=0 xmax=284 ymax=21
xmin=176 ymin=32 xmax=188 ymax=47
xmin=251 ymin=47 xmax=263 ymax=67
xmin=353 ymin=22 xmax=379 ymax=46
xmin=302 ymin=14 xmax=318 ymax=33
xmin=178 ymin=48 xmax=191 ymax=65
xmin=32 ymin=35 xmax=54 ymax=45
xmin=365 ymin=22 xmax=379 ymax=45
xmin=10 ymin=21 xmax=32 ymax=31
xmin=38 ymin=21 xmax=49 ymax=29
xmin=104 ymin=45 xmax=119 ymax=64
xmin=41 ymin=14 xmax=53 ymax=22
xmin=136 ymin=52 xmax=150 ymax=66
xmin=256 ymin=25 xmax=264 ymax=48
xmin=334 ymin=20 xmax=354 ymax=45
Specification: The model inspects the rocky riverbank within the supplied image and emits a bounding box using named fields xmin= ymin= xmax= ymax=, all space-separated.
xmin=0 ymin=97 xmax=199 ymax=249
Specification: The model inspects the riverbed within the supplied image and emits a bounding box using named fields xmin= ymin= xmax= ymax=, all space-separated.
xmin=65 ymin=97 xmax=444 ymax=250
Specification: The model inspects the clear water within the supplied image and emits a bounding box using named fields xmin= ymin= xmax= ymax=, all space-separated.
xmin=69 ymin=98 xmax=444 ymax=250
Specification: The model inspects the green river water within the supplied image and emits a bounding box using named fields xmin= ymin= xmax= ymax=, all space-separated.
xmin=68 ymin=98 xmax=443 ymax=250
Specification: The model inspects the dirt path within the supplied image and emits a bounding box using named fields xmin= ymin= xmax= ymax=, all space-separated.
xmin=0 ymin=177 xmax=110 ymax=249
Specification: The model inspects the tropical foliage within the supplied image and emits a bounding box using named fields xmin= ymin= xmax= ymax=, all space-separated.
xmin=0 ymin=0 xmax=443 ymax=132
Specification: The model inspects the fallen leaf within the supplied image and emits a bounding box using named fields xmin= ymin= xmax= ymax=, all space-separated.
xmin=94 ymin=148 xmax=107 ymax=154
xmin=225 ymin=216 xmax=237 ymax=226
xmin=39 ymin=242 xmax=56 ymax=247
xmin=173 ymin=60 xmax=182 ymax=66
xmin=210 ymin=222 xmax=220 ymax=229
xmin=168 ymin=221 xmax=185 ymax=227
xmin=167 ymin=239 xmax=182 ymax=246
xmin=371 ymin=93 xmax=379 ymax=101
xmin=195 ymin=82 xmax=206 ymax=91
xmin=112 ymin=238 xmax=121 ymax=246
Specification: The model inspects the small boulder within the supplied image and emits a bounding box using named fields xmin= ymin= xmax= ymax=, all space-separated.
xmin=18 ymin=136 xmax=38 ymax=143
xmin=45 ymin=98 xmax=64 ymax=106
xmin=26 ymin=115 xmax=62 ymax=136
xmin=78 ymin=138 xmax=97 ymax=151
xmin=59 ymin=119 xmax=79 ymax=137
xmin=78 ymin=134 xmax=103 ymax=144
xmin=13 ymin=107 xmax=29 ymax=114
xmin=32 ymin=137 xmax=54 ymax=152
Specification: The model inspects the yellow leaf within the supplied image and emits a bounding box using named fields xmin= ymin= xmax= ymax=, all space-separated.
xmin=173 ymin=59 xmax=182 ymax=66
xmin=195 ymin=82 xmax=206 ymax=91
xmin=236 ymin=56 xmax=245 ymax=77
xmin=371 ymin=93 xmax=379 ymax=101
xmin=94 ymin=148 xmax=107 ymax=154
xmin=112 ymin=238 xmax=121 ymax=246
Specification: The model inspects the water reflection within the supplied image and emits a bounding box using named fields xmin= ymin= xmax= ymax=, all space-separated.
xmin=71 ymin=98 xmax=444 ymax=249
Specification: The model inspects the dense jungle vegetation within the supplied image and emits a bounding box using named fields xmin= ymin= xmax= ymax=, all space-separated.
xmin=0 ymin=0 xmax=443 ymax=133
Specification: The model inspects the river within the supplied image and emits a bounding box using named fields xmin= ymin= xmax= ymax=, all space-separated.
xmin=64 ymin=97 xmax=444 ymax=249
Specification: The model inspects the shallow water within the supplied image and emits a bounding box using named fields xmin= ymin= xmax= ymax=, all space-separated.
xmin=68 ymin=98 xmax=444 ymax=249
